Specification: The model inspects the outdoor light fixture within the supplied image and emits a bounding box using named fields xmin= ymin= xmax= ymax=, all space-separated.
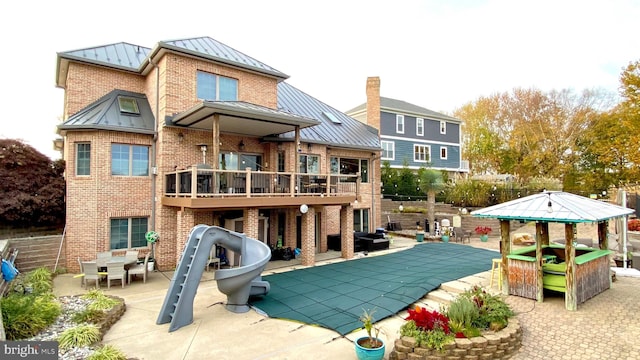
xmin=239 ymin=140 xmax=245 ymax=151
xmin=300 ymin=204 xmax=308 ymax=214
xmin=547 ymin=193 xmax=553 ymax=213
xmin=399 ymin=203 xmax=404 ymax=212
xmin=197 ymin=144 xmax=208 ymax=164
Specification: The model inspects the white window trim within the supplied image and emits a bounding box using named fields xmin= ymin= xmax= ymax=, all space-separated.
xmin=416 ymin=118 xmax=424 ymax=136
xmin=413 ymin=144 xmax=430 ymax=163
xmin=396 ymin=115 xmax=405 ymax=134
xmin=440 ymin=120 xmax=447 ymax=134
xmin=381 ymin=140 xmax=395 ymax=160
xmin=440 ymin=146 xmax=448 ymax=160
xmin=76 ymin=142 xmax=91 ymax=176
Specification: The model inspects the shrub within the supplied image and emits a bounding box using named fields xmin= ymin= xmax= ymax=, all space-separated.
xmin=446 ymin=296 xmax=480 ymax=338
xmin=72 ymin=308 xmax=107 ymax=324
xmin=82 ymin=289 xmax=119 ymax=311
xmin=58 ymin=324 xmax=101 ymax=350
xmin=24 ymin=267 xmax=54 ymax=295
xmin=460 ymin=286 xmax=514 ymax=331
xmin=400 ymin=306 xmax=454 ymax=351
xmin=628 ymin=219 xmax=640 ymax=231
xmin=87 ymin=345 xmax=127 ymax=360
xmin=1 ymin=293 xmax=61 ymax=340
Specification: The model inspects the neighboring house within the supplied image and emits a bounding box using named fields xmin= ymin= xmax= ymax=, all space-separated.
xmin=346 ymin=77 xmax=468 ymax=177
xmin=55 ymin=36 xmax=381 ymax=272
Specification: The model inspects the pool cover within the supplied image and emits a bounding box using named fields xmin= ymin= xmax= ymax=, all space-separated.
xmin=249 ymin=242 xmax=496 ymax=335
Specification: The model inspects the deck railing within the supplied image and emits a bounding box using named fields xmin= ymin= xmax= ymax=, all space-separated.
xmin=163 ymin=167 xmax=359 ymax=198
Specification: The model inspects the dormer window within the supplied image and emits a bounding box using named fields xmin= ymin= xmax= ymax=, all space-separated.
xmin=118 ymin=96 xmax=140 ymax=114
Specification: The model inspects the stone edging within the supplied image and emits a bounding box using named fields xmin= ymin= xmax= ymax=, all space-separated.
xmin=389 ymin=318 xmax=522 ymax=360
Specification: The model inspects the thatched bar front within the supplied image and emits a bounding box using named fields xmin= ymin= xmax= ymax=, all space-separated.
xmin=507 ymin=245 xmax=612 ymax=305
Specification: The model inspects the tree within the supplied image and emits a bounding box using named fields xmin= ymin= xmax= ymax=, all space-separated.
xmin=417 ymin=168 xmax=444 ymax=235
xmin=0 ymin=139 xmax=65 ymax=229
xmin=455 ymin=87 xmax=613 ymax=185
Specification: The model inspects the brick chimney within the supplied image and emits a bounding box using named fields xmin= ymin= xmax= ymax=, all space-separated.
xmin=366 ymin=76 xmax=381 ymax=131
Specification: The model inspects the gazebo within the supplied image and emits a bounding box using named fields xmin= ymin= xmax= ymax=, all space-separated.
xmin=471 ymin=191 xmax=634 ymax=310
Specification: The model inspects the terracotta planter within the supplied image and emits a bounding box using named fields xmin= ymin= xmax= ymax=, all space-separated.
xmin=614 ymin=258 xmax=632 ymax=268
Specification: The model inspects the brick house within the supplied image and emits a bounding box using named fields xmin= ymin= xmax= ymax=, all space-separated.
xmin=346 ymin=77 xmax=468 ymax=178
xmin=55 ymin=36 xmax=382 ymax=272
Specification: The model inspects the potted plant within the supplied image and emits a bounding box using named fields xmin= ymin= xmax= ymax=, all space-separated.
xmin=355 ymin=308 xmax=385 ymax=360
xmin=613 ymin=251 xmax=633 ymax=268
xmin=441 ymin=227 xmax=451 ymax=242
xmin=475 ymin=226 xmax=492 ymax=242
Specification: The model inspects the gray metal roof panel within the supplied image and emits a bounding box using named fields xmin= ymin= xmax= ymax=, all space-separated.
xmin=471 ymin=191 xmax=634 ymax=223
xmin=381 ymin=97 xmax=461 ymax=122
xmin=58 ymin=42 xmax=151 ymax=71
xmin=58 ymin=90 xmax=155 ymax=134
xmin=158 ymin=37 xmax=288 ymax=80
xmin=276 ymin=82 xmax=381 ymax=151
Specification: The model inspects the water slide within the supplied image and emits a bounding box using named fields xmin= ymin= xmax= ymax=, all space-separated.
xmin=157 ymin=225 xmax=271 ymax=332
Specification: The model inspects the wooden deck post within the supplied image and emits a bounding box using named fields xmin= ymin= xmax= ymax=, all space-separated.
xmin=598 ymin=221 xmax=608 ymax=250
xmin=500 ymin=220 xmax=511 ymax=295
xmin=535 ymin=222 xmax=544 ymax=302
xmin=565 ymin=223 xmax=577 ymax=311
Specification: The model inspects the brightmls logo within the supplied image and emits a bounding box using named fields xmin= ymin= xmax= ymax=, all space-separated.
xmin=3 ymin=342 xmax=57 ymax=359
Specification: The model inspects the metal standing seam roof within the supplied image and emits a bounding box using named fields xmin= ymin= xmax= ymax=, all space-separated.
xmin=57 ymin=90 xmax=155 ymax=135
xmin=276 ymin=82 xmax=381 ymax=151
xmin=471 ymin=191 xmax=634 ymax=223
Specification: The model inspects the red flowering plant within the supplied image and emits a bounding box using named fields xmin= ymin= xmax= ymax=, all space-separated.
xmin=474 ymin=226 xmax=492 ymax=235
xmin=628 ymin=219 xmax=640 ymax=232
xmin=399 ymin=306 xmax=454 ymax=351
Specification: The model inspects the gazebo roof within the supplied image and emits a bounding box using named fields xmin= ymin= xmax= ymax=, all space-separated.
xmin=471 ymin=191 xmax=634 ymax=223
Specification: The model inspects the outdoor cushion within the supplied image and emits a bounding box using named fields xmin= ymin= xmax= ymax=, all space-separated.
xmin=543 ymin=262 xmax=566 ymax=275
xmin=543 ymin=274 xmax=566 ymax=293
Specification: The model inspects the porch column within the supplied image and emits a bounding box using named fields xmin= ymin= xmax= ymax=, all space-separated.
xmin=212 ymin=114 xmax=220 ymax=169
xmin=341 ymin=205 xmax=354 ymax=259
xmin=243 ymin=208 xmax=259 ymax=240
xmin=499 ymin=219 xmax=511 ymax=295
xmin=318 ymin=207 xmax=328 ymax=253
xmin=284 ymin=208 xmax=297 ymax=249
xmin=300 ymin=207 xmax=316 ymax=266
xmin=565 ymin=223 xmax=577 ymax=311
xmin=176 ymin=208 xmax=196 ymax=269
xmin=536 ymin=222 xmax=550 ymax=245
xmin=535 ymin=222 xmax=544 ymax=303
xmin=269 ymin=211 xmax=279 ymax=248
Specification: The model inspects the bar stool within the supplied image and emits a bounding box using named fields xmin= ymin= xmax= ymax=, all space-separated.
xmin=490 ymin=258 xmax=503 ymax=290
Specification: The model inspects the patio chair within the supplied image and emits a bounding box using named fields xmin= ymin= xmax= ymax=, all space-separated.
xmin=77 ymin=257 xmax=86 ymax=288
xmin=97 ymin=251 xmax=112 ymax=269
xmin=206 ymin=247 xmax=221 ymax=272
xmin=82 ymin=261 xmax=101 ymax=289
xmin=125 ymin=250 xmax=139 ymax=265
xmin=106 ymin=261 xmax=126 ymax=289
xmin=128 ymin=253 xmax=150 ymax=284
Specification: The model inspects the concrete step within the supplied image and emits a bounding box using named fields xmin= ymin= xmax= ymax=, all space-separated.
xmin=426 ymin=288 xmax=457 ymax=305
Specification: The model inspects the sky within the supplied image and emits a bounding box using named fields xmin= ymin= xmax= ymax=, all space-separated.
xmin=2 ymin=0 xmax=639 ymax=160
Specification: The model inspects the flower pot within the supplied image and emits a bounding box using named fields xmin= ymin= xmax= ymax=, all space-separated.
xmin=416 ymin=232 xmax=424 ymax=242
xmin=355 ymin=337 xmax=385 ymax=360
xmin=614 ymin=258 xmax=632 ymax=268
xmin=480 ymin=234 xmax=489 ymax=242
xmin=441 ymin=235 xmax=450 ymax=243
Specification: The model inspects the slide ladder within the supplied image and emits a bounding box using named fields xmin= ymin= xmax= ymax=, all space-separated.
xmin=157 ymin=225 xmax=212 ymax=332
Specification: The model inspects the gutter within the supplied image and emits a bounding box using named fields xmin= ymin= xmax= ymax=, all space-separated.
xmin=149 ymin=58 xmax=159 ymax=231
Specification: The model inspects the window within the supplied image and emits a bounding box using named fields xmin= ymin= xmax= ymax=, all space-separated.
xmin=197 ymin=71 xmax=238 ymax=101
xmin=111 ymin=144 xmax=149 ymax=176
xmin=330 ymin=157 xmax=369 ymax=183
xmin=396 ymin=115 xmax=404 ymax=134
xmin=440 ymin=121 xmax=447 ymax=134
xmin=117 ymin=96 xmax=140 ymax=114
xmin=414 ymin=144 xmax=430 ymax=163
xmin=76 ymin=143 xmax=91 ymax=176
xmin=353 ymin=209 xmax=369 ymax=232
xmin=416 ymin=118 xmax=424 ymax=136
xmin=440 ymin=146 xmax=448 ymax=160
xmin=381 ymin=141 xmax=395 ymax=160
xmin=299 ymin=155 xmax=319 ymax=174
xmin=110 ymin=217 xmax=148 ymax=249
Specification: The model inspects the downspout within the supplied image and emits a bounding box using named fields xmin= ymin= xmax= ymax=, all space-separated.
xmin=149 ymin=58 xmax=159 ymax=231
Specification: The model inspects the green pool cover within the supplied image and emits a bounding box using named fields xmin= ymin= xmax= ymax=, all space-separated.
xmin=249 ymin=242 xmax=497 ymax=335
